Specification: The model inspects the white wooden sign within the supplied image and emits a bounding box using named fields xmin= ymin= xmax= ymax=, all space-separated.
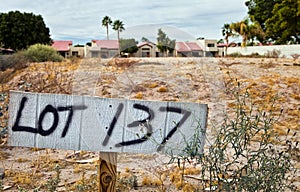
xmin=8 ymin=91 xmax=207 ymax=155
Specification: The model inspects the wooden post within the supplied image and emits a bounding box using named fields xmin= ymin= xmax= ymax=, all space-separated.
xmin=98 ymin=152 xmax=117 ymax=192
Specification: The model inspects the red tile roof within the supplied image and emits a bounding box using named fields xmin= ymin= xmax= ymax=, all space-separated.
xmin=137 ymin=42 xmax=155 ymax=48
xmin=176 ymin=42 xmax=203 ymax=52
xmin=176 ymin=42 xmax=190 ymax=52
xmin=217 ymin=43 xmax=227 ymax=47
xmin=176 ymin=42 xmax=202 ymax=52
xmin=92 ymin=40 xmax=119 ymax=49
xmin=186 ymin=42 xmax=202 ymax=50
xmin=52 ymin=40 xmax=72 ymax=51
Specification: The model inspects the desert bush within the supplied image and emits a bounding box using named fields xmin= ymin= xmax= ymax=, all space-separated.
xmin=23 ymin=44 xmax=63 ymax=62
xmin=227 ymin=52 xmax=242 ymax=57
xmin=44 ymin=165 xmax=61 ymax=192
xmin=168 ymin=81 xmax=297 ymax=191
xmin=0 ymin=52 xmax=28 ymax=71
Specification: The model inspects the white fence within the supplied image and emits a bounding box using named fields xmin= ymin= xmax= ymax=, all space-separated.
xmin=226 ymin=44 xmax=300 ymax=58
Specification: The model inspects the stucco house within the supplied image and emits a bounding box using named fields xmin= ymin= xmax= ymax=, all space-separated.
xmin=197 ymin=39 xmax=218 ymax=57
xmin=70 ymin=46 xmax=85 ymax=58
xmin=135 ymin=41 xmax=158 ymax=57
xmin=175 ymin=42 xmax=203 ymax=57
xmin=52 ymin=40 xmax=73 ymax=57
xmin=86 ymin=40 xmax=119 ymax=58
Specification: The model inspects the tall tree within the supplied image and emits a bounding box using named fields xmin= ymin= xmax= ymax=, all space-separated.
xmin=102 ymin=16 xmax=112 ymax=40
xmin=0 ymin=11 xmax=51 ymax=50
xmin=222 ymin=23 xmax=233 ymax=55
xmin=265 ymin=0 xmax=300 ymax=44
xmin=141 ymin=37 xmax=150 ymax=42
xmin=156 ymin=28 xmax=175 ymax=56
xmin=245 ymin=0 xmax=299 ymax=44
xmin=245 ymin=0 xmax=279 ymax=31
xmin=112 ymin=20 xmax=125 ymax=56
xmin=120 ymin=38 xmax=138 ymax=56
xmin=247 ymin=21 xmax=265 ymax=45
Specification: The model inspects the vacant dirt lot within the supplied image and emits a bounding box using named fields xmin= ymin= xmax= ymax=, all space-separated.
xmin=0 ymin=57 xmax=299 ymax=191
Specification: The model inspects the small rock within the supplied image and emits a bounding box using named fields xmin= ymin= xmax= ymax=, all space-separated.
xmin=0 ymin=168 xmax=4 ymax=179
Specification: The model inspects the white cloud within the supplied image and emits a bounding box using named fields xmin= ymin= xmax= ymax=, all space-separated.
xmin=0 ymin=0 xmax=248 ymax=44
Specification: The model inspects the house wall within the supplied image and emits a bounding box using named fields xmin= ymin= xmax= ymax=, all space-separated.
xmin=86 ymin=46 xmax=118 ymax=58
xmin=86 ymin=47 xmax=99 ymax=58
xmin=135 ymin=44 xmax=157 ymax=57
xmin=226 ymin=44 xmax=300 ymax=58
xmin=197 ymin=39 xmax=218 ymax=57
xmin=58 ymin=51 xmax=70 ymax=58
xmin=176 ymin=51 xmax=203 ymax=57
xmin=70 ymin=46 xmax=85 ymax=57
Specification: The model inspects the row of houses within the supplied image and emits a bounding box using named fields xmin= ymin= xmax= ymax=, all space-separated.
xmin=52 ymin=39 xmax=220 ymax=58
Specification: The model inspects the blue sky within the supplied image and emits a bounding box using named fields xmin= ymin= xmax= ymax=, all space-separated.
xmin=0 ymin=0 xmax=248 ymax=44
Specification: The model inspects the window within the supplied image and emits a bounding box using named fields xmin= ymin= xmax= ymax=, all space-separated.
xmin=72 ymin=51 xmax=78 ymax=57
xmin=109 ymin=51 xmax=118 ymax=57
xmin=91 ymin=52 xmax=99 ymax=58
xmin=192 ymin=51 xmax=200 ymax=57
xmin=207 ymin=43 xmax=215 ymax=47
xmin=142 ymin=52 xmax=150 ymax=57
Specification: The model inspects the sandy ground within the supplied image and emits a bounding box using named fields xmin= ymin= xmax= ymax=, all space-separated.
xmin=0 ymin=57 xmax=299 ymax=191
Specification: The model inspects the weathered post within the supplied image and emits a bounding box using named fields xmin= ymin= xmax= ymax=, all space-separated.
xmin=98 ymin=152 xmax=117 ymax=192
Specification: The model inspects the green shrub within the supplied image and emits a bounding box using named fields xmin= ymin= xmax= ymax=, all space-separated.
xmin=24 ymin=44 xmax=63 ymax=62
xmin=168 ymin=81 xmax=297 ymax=191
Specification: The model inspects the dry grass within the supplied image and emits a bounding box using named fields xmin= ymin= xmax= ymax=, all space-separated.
xmin=0 ymin=57 xmax=299 ymax=191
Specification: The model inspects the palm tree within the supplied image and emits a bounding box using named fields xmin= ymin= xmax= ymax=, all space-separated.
xmin=102 ymin=16 xmax=112 ymax=40
xmin=112 ymin=20 xmax=125 ymax=56
xmin=222 ymin=23 xmax=233 ymax=56
xmin=230 ymin=19 xmax=252 ymax=47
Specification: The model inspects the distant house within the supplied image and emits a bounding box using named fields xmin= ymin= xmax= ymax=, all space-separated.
xmin=70 ymin=45 xmax=85 ymax=58
xmin=197 ymin=39 xmax=218 ymax=57
xmin=86 ymin=40 xmax=119 ymax=58
xmin=175 ymin=42 xmax=203 ymax=57
xmin=52 ymin=40 xmax=72 ymax=57
xmin=135 ymin=41 xmax=158 ymax=57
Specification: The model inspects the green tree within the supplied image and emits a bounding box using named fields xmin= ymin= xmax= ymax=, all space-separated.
xmin=141 ymin=37 xmax=150 ymax=42
xmin=112 ymin=20 xmax=125 ymax=56
xmin=102 ymin=16 xmax=112 ymax=40
xmin=245 ymin=0 xmax=279 ymax=31
xmin=247 ymin=21 xmax=266 ymax=45
xmin=245 ymin=0 xmax=299 ymax=44
xmin=265 ymin=0 xmax=300 ymax=44
xmin=120 ymin=38 xmax=138 ymax=56
xmin=0 ymin=11 xmax=51 ymax=50
xmin=156 ymin=28 xmax=175 ymax=56
xmin=167 ymin=39 xmax=176 ymax=55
